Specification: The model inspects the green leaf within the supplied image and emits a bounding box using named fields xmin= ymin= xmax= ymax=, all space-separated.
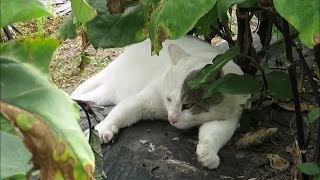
xmin=0 ymin=0 xmax=51 ymax=27
xmin=203 ymin=74 xmax=260 ymax=98
xmin=58 ymin=14 xmax=79 ymax=40
xmin=266 ymin=71 xmax=293 ymax=101
xmin=86 ymin=0 xmax=147 ymax=48
xmin=0 ymin=113 xmax=16 ymax=135
xmin=195 ymin=4 xmax=219 ymax=38
xmin=188 ymin=46 xmax=240 ymax=90
xmin=149 ymin=0 xmax=218 ymax=54
xmin=298 ymin=162 xmax=320 ymax=176
xmin=0 ymin=131 xmax=32 ymax=179
xmin=0 ymin=38 xmax=59 ymax=76
xmin=71 ymin=0 xmax=97 ymax=24
xmin=305 ymin=107 xmax=320 ymax=123
xmin=0 ymin=38 xmax=94 ymax=178
xmin=90 ymin=130 xmax=106 ymax=179
xmin=273 ymin=0 xmax=320 ymax=47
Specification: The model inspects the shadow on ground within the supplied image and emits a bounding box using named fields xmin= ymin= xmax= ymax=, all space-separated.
xmin=79 ymin=105 xmax=317 ymax=180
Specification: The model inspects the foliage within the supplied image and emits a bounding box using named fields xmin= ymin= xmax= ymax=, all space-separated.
xmin=188 ymin=46 xmax=241 ymax=90
xmin=86 ymin=0 xmax=147 ymax=49
xmin=203 ymin=74 xmax=260 ymax=99
xmin=0 ymin=0 xmax=51 ymax=28
xmin=0 ymin=131 xmax=32 ymax=179
xmin=273 ymin=0 xmax=320 ymax=48
xmin=0 ymin=37 xmax=95 ymax=179
xmin=71 ymin=0 xmax=97 ymax=24
xmin=305 ymin=108 xmax=320 ymax=124
xmin=148 ymin=0 xmax=218 ymax=54
xmin=2 ymin=0 xmax=319 ymax=178
xmin=298 ymin=162 xmax=320 ymax=179
xmin=58 ymin=14 xmax=79 ymax=40
xmin=0 ymin=1 xmax=95 ymax=179
xmin=89 ymin=130 xmax=106 ymax=180
xmin=266 ymin=71 xmax=293 ymax=101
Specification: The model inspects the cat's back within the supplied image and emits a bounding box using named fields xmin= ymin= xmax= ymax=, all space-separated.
xmin=107 ymin=36 xmax=220 ymax=90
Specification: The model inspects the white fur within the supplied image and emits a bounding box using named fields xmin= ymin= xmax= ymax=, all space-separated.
xmin=72 ymin=37 xmax=250 ymax=169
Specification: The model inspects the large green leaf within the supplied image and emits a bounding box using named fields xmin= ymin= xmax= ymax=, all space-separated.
xmin=71 ymin=0 xmax=97 ymax=24
xmin=188 ymin=46 xmax=240 ymax=90
xmin=58 ymin=14 xmax=79 ymax=40
xmin=274 ymin=0 xmax=320 ymax=47
xmin=195 ymin=4 xmax=219 ymax=38
xmin=298 ymin=162 xmax=320 ymax=176
xmin=0 ymin=0 xmax=51 ymax=28
xmin=0 ymin=38 xmax=59 ymax=76
xmin=0 ymin=131 xmax=32 ymax=179
xmin=86 ymin=0 xmax=148 ymax=48
xmin=203 ymin=74 xmax=260 ymax=98
xmin=149 ymin=0 xmax=218 ymax=54
xmin=266 ymin=71 xmax=293 ymax=101
xmin=0 ymin=38 xmax=94 ymax=179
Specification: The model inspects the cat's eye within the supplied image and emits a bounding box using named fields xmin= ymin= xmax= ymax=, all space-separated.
xmin=182 ymin=103 xmax=194 ymax=110
xmin=167 ymin=97 xmax=172 ymax=102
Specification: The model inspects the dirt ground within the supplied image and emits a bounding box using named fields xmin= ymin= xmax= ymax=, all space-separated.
xmin=14 ymin=17 xmax=319 ymax=180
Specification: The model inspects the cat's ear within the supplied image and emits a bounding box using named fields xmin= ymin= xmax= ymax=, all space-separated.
xmin=168 ymin=44 xmax=189 ymax=65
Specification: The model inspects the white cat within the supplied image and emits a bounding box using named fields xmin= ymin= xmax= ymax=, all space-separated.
xmin=71 ymin=36 xmax=250 ymax=169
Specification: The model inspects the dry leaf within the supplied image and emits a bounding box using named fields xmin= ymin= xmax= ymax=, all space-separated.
xmin=236 ymin=128 xmax=278 ymax=148
xmin=276 ymin=100 xmax=315 ymax=112
xmin=267 ymin=154 xmax=289 ymax=172
xmin=219 ymin=175 xmax=234 ymax=179
xmin=286 ymin=141 xmax=302 ymax=180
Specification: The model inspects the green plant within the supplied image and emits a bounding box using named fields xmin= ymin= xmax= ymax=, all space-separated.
xmin=298 ymin=162 xmax=320 ymax=180
xmin=0 ymin=0 xmax=95 ymax=179
xmin=35 ymin=17 xmax=45 ymax=36
xmin=1 ymin=0 xmax=319 ymax=179
xmin=61 ymin=0 xmax=319 ymax=178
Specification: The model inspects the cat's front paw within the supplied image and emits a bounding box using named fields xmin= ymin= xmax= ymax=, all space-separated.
xmin=196 ymin=143 xmax=220 ymax=169
xmin=85 ymin=123 xmax=118 ymax=143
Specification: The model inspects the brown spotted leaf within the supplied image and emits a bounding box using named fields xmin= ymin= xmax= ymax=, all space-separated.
xmin=0 ymin=38 xmax=94 ymax=179
xmin=149 ymin=0 xmax=218 ymax=54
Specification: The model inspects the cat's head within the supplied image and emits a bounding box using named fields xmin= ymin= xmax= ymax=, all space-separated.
xmin=162 ymin=44 xmax=223 ymax=129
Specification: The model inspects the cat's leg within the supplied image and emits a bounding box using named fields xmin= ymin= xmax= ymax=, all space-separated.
xmin=71 ymin=68 xmax=108 ymax=98
xmin=196 ymin=118 xmax=238 ymax=169
xmin=88 ymin=87 xmax=166 ymax=143
xmin=73 ymin=85 xmax=115 ymax=105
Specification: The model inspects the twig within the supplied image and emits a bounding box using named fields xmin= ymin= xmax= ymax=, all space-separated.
xmin=281 ymin=19 xmax=307 ymax=176
xmin=296 ymin=48 xmax=320 ymax=104
xmin=214 ymin=29 xmax=235 ymax=46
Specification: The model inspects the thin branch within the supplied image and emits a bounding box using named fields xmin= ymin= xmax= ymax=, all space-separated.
xmin=296 ymin=48 xmax=320 ymax=105
xmin=282 ymin=19 xmax=307 ymax=170
xmin=214 ymin=27 xmax=235 ymax=46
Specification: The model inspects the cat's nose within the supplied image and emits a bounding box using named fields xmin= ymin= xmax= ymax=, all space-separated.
xmin=168 ymin=115 xmax=177 ymax=124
